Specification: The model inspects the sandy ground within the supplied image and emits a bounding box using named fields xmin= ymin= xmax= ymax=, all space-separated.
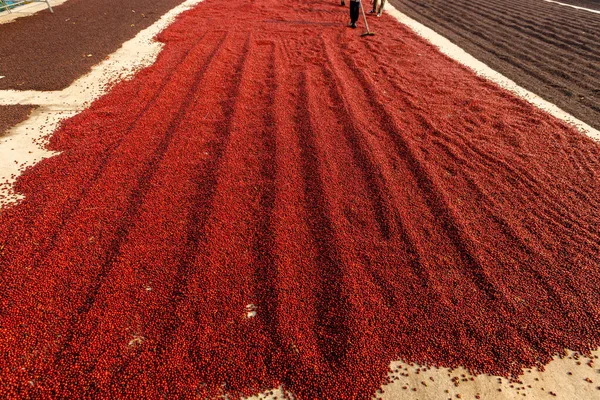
xmin=0 ymin=0 xmax=598 ymax=398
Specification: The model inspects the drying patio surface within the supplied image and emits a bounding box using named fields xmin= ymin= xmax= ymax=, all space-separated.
xmin=389 ymin=0 xmax=600 ymax=130
xmin=0 ymin=0 xmax=187 ymax=90
xmin=0 ymin=0 xmax=599 ymax=398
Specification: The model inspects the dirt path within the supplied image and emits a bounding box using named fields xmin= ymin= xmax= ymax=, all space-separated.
xmin=0 ymin=0 xmax=187 ymax=91
xmin=0 ymin=0 xmax=599 ymax=398
xmin=388 ymin=0 xmax=600 ymax=131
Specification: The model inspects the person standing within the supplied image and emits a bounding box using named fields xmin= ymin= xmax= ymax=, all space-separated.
xmin=348 ymin=0 xmax=360 ymax=28
xmin=369 ymin=0 xmax=385 ymax=16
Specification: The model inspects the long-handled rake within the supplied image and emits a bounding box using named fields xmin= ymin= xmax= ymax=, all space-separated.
xmin=359 ymin=0 xmax=375 ymax=36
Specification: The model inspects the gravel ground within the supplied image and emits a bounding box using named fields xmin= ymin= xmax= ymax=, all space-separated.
xmin=388 ymin=0 xmax=600 ymax=131
xmin=0 ymin=0 xmax=187 ymax=91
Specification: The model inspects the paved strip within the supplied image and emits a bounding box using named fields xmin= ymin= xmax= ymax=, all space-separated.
xmin=544 ymin=0 xmax=600 ymax=13
xmin=0 ymin=90 xmax=80 ymax=107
